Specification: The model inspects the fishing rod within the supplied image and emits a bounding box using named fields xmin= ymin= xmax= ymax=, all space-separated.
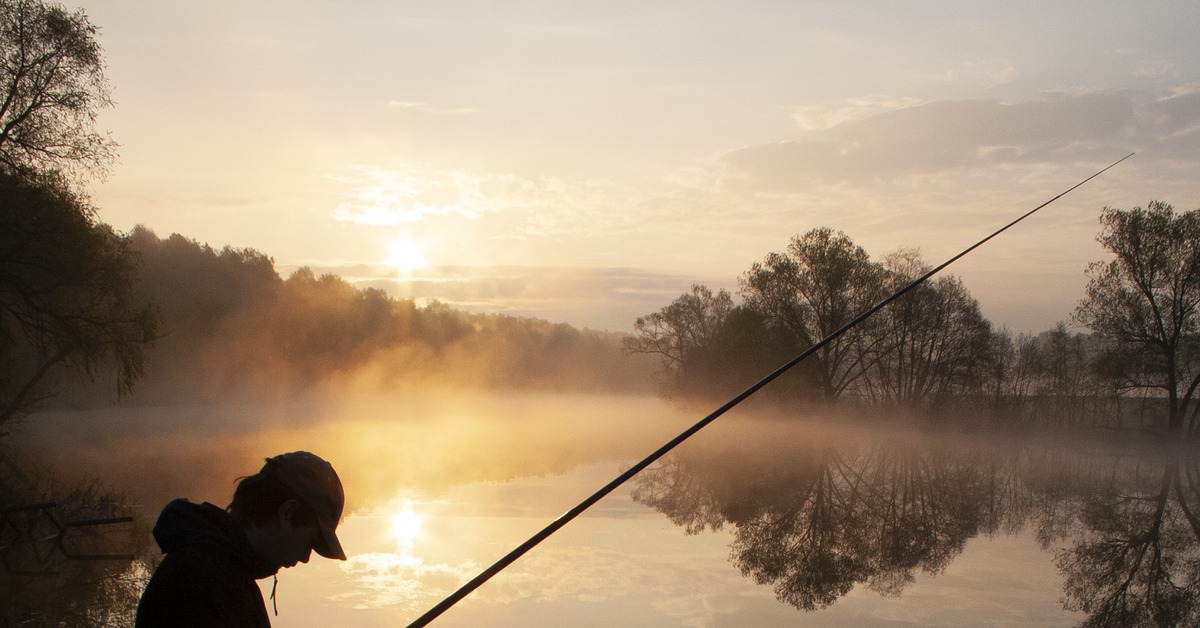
xmin=405 ymin=152 xmax=1134 ymax=627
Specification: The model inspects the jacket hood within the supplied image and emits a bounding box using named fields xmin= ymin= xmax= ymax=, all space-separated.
xmin=152 ymin=498 xmax=277 ymax=579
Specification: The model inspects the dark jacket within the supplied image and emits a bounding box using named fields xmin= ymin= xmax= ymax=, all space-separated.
xmin=135 ymin=499 xmax=277 ymax=628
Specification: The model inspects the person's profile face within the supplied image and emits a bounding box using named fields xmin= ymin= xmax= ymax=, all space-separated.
xmin=261 ymin=500 xmax=318 ymax=569
xmin=279 ymin=522 xmax=315 ymax=568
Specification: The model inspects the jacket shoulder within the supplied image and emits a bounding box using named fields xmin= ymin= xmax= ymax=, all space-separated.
xmin=136 ymin=546 xmax=269 ymax=628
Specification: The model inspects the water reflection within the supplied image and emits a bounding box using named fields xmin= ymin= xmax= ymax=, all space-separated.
xmin=336 ymin=497 xmax=454 ymax=610
xmin=1052 ymin=450 xmax=1200 ymax=626
xmin=631 ymin=423 xmax=1200 ymax=626
xmin=0 ymin=453 xmax=151 ymax=627
xmin=7 ymin=394 xmax=1200 ymax=626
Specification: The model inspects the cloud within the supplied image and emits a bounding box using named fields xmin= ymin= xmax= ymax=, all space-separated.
xmin=329 ymin=163 xmax=656 ymax=241
xmin=330 ymin=165 xmax=499 ymax=226
xmin=914 ymin=58 xmax=1018 ymax=88
xmin=336 ymin=550 xmax=479 ymax=610
xmin=792 ymin=96 xmax=925 ymax=132
xmin=719 ymin=89 xmax=1200 ymax=191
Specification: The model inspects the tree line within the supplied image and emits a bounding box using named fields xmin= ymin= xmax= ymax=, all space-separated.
xmin=112 ymin=227 xmax=657 ymax=405
xmin=627 ymin=205 xmax=1200 ymax=437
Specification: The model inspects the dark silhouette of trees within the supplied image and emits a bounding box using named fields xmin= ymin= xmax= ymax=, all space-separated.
xmin=128 ymin=227 xmax=281 ymax=332
xmin=626 ymin=285 xmax=732 ymax=374
xmin=1074 ymin=202 xmax=1200 ymax=437
xmin=624 ymin=284 xmax=799 ymax=398
xmin=0 ymin=173 xmax=155 ymax=430
xmin=741 ymin=228 xmax=887 ymax=401
xmin=999 ymin=325 xmax=1123 ymax=427
xmin=629 ymin=230 xmax=1004 ymax=411
xmin=628 ymin=205 xmax=1200 ymax=430
xmin=0 ymin=1 xmax=151 ymax=433
xmin=862 ymin=249 xmax=997 ymax=409
xmin=0 ymin=0 xmax=115 ymax=182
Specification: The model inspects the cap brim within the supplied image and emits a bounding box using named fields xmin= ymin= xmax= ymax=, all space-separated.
xmin=314 ymin=519 xmax=346 ymax=560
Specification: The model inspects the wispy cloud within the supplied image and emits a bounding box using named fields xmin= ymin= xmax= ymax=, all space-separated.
xmin=330 ymin=165 xmax=498 ymax=226
xmin=792 ymin=96 xmax=925 ymax=132
xmin=385 ymin=100 xmax=480 ymax=115
xmin=329 ymin=163 xmax=647 ymax=238
xmin=914 ymin=58 xmax=1018 ymax=88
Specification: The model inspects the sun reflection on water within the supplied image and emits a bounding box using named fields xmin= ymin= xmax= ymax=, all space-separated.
xmin=336 ymin=496 xmax=455 ymax=610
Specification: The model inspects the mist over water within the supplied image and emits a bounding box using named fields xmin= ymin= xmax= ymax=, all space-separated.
xmin=12 ymin=391 xmax=689 ymax=514
xmin=6 ymin=391 xmax=1199 ymax=626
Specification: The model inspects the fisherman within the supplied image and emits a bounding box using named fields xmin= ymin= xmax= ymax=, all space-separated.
xmin=135 ymin=451 xmax=347 ymax=627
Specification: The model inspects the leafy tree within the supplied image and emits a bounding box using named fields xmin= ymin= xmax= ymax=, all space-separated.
xmin=740 ymin=228 xmax=886 ymax=401
xmin=0 ymin=0 xmax=115 ymax=181
xmin=128 ymin=227 xmax=281 ymax=331
xmin=863 ymin=249 xmax=996 ymax=409
xmin=0 ymin=172 xmax=155 ymax=430
xmin=1074 ymin=202 xmax=1200 ymax=436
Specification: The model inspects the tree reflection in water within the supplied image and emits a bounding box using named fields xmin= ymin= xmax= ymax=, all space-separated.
xmin=631 ymin=424 xmax=1200 ymax=626
xmin=0 ymin=452 xmax=150 ymax=627
xmin=1052 ymin=450 xmax=1200 ymax=626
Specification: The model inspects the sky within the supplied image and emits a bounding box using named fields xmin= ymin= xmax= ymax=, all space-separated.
xmin=74 ymin=0 xmax=1200 ymax=334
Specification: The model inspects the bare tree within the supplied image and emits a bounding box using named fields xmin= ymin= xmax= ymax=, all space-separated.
xmin=1074 ymin=202 xmax=1200 ymax=437
xmin=0 ymin=0 xmax=115 ymax=182
xmin=625 ymin=284 xmax=733 ymax=374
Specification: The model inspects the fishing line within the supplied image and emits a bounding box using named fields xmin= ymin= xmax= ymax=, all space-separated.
xmin=406 ymin=153 xmax=1134 ymax=627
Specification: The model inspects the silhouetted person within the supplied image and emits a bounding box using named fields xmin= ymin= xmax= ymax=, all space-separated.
xmin=135 ymin=451 xmax=347 ymax=627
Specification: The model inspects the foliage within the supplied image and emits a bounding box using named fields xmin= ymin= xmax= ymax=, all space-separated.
xmin=0 ymin=0 xmax=115 ymax=182
xmin=861 ymin=249 xmax=997 ymax=409
xmin=628 ymin=229 xmax=1003 ymax=411
xmin=0 ymin=172 xmax=156 ymax=430
xmin=1074 ymin=201 xmax=1200 ymax=435
xmin=625 ymin=285 xmax=795 ymax=398
xmin=741 ymin=228 xmax=887 ymax=401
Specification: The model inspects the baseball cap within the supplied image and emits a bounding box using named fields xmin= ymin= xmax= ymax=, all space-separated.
xmin=260 ymin=451 xmax=347 ymax=561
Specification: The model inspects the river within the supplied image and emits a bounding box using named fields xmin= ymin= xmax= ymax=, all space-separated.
xmin=6 ymin=391 xmax=1197 ymax=626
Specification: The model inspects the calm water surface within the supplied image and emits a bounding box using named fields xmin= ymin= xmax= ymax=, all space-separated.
xmin=8 ymin=391 xmax=1198 ymax=626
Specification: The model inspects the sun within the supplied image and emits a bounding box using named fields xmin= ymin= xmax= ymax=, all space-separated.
xmin=385 ymin=236 xmax=428 ymax=274
xmin=389 ymin=499 xmax=424 ymax=546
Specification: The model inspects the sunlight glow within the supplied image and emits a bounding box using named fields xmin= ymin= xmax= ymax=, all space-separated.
xmin=389 ymin=499 xmax=425 ymax=546
xmin=386 ymin=236 xmax=428 ymax=274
